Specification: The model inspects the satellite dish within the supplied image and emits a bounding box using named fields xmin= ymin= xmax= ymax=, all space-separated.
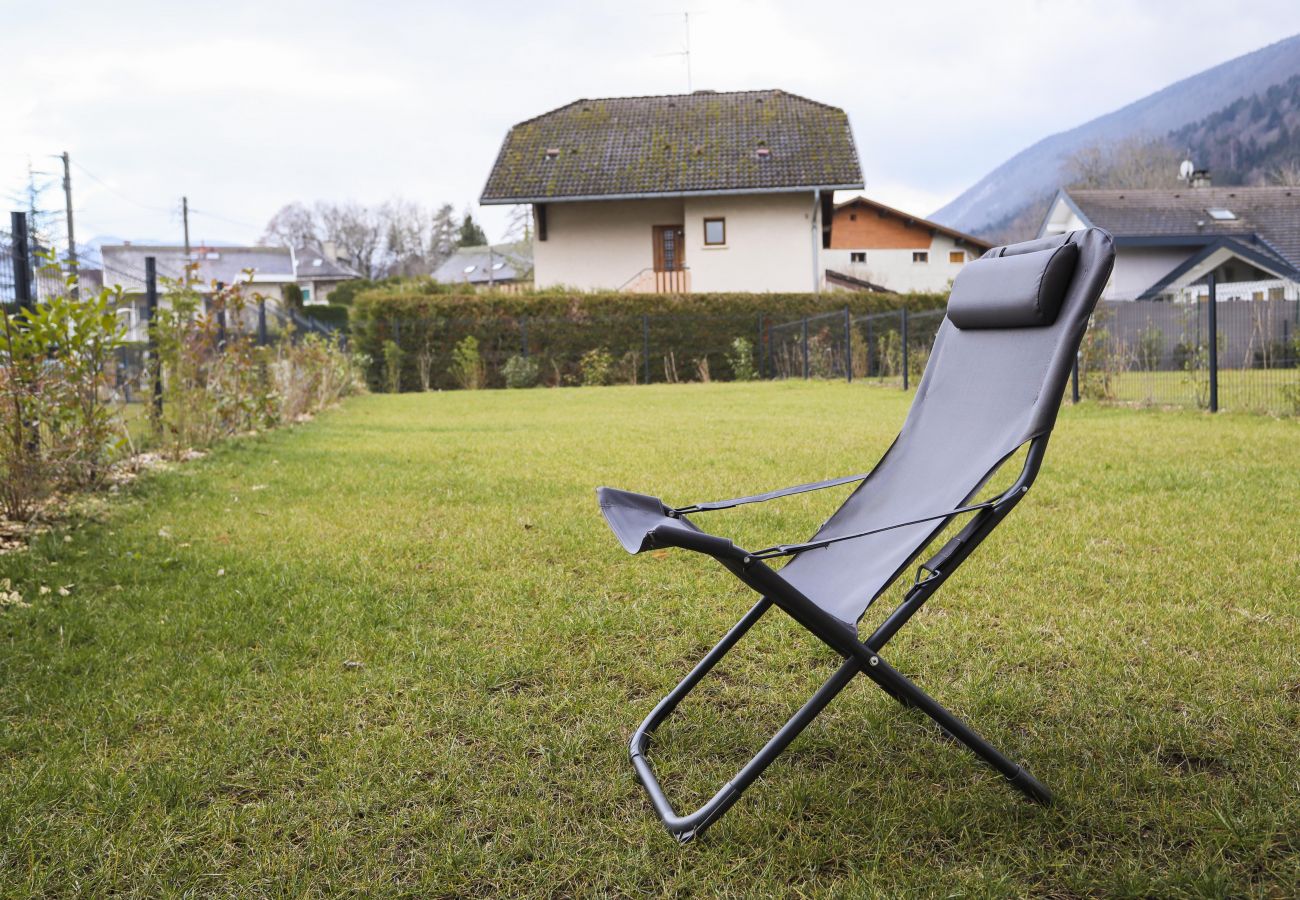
xmin=1179 ymin=159 xmax=1195 ymax=181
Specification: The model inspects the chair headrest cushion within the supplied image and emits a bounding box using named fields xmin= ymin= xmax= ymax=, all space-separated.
xmin=946 ymin=242 xmax=1080 ymax=330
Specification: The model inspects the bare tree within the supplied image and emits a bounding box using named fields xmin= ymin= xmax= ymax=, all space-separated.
xmin=505 ymin=204 xmax=533 ymax=243
xmin=1264 ymin=158 xmax=1300 ymax=186
xmin=261 ymin=202 xmax=320 ymax=249
xmin=1065 ymin=137 xmax=1184 ymax=190
xmin=381 ymin=199 xmax=432 ymax=277
xmin=316 ymin=202 xmax=383 ymax=279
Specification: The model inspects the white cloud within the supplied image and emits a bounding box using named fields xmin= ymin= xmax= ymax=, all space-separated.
xmin=2 ymin=0 xmax=1299 ymax=246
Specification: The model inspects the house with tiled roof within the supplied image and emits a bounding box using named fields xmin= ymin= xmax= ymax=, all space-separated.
xmin=479 ymin=89 xmax=863 ymax=293
xmin=1038 ymin=180 xmax=1300 ymax=300
xmin=293 ymin=243 xmax=361 ymax=306
xmin=825 ymin=196 xmax=992 ymax=294
xmin=432 ymin=241 xmax=533 ymax=290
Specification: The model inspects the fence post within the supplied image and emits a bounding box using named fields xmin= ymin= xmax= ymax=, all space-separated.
xmin=642 ymin=314 xmax=650 ymax=385
xmin=145 ymin=256 xmax=162 ymax=428
xmin=801 ymin=316 xmax=809 ymax=379
xmin=1207 ymin=272 xmax=1219 ymax=413
xmin=213 ymin=281 xmax=227 ymax=350
xmin=1071 ymin=356 xmax=1080 ymax=403
xmin=520 ymin=315 xmax=529 ymax=357
xmin=844 ymin=307 xmax=852 ymax=383
xmin=865 ymin=317 xmax=873 ymax=378
xmin=756 ymin=313 xmax=764 ymax=379
xmin=901 ymin=308 xmax=910 ymax=391
xmin=767 ymin=316 xmax=774 ymax=377
xmin=10 ymin=212 xmax=32 ymax=311
xmin=257 ymin=298 xmax=267 ymax=346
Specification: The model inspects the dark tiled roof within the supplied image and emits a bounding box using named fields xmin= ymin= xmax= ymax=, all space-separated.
xmin=432 ymin=242 xmax=532 ymax=285
xmin=294 ymin=247 xmax=360 ymax=281
xmin=1067 ymin=187 xmax=1300 ymax=267
xmin=480 ymin=89 xmax=863 ymax=203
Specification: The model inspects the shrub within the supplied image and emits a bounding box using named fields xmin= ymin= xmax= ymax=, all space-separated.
xmin=726 ymin=337 xmax=758 ymax=380
xmin=283 ymin=283 xmax=304 ymax=312
xmin=349 ymin=289 xmax=943 ymax=390
xmin=0 ymin=275 xmax=126 ymax=516
xmin=579 ymin=348 xmax=615 ymax=386
xmin=1136 ymin=324 xmax=1164 ymax=371
xmin=382 ymin=340 xmax=404 ymax=393
xmin=502 ymin=354 xmax=540 ymax=388
xmin=450 ymin=336 xmax=484 ymax=390
xmin=303 ymin=304 xmax=349 ymax=331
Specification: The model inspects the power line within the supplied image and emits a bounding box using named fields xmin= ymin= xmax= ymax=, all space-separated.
xmin=69 ymin=160 xmax=175 ymax=217
xmin=189 ymin=205 xmax=263 ymax=232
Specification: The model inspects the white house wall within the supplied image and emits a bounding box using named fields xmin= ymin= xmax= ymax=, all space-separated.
xmin=533 ymin=198 xmax=684 ymax=290
xmin=682 ymin=193 xmax=816 ymax=292
xmin=533 ymin=193 xmax=817 ymax=292
xmin=823 ymin=231 xmax=975 ymax=293
xmin=1106 ymin=247 xmax=1191 ymax=300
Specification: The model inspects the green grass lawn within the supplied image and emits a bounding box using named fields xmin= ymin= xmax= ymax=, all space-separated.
xmin=2 ymin=383 xmax=1298 ymax=897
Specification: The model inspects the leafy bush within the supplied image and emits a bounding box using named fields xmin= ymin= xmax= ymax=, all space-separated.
xmin=382 ymin=340 xmax=403 ymax=393
xmin=283 ymin=283 xmax=304 ymax=312
xmin=0 ymin=277 xmax=126 ymax=517
xmin=1136 ymin=324 xmax=1164 ymax=371
xmin=502 ymin=354 xmax=540 ymax=388
xmin=726 ymin=337 xmax=758 ymax=381
xmin=450 ymin=336 xmax=484 ymax=390
xmin=579 ymin=348 xmax=615 ymax=386
xmin=0 ymin=260 xmax=362 ymax=518
xmin=303 ymin=304 xmax=349 ymax=331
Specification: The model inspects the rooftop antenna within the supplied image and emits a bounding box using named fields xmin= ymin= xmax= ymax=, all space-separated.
xmin=684 ymin=12 xmax=692 ymax=92
xmin=655 ymin=10 xmax=697 ymax=91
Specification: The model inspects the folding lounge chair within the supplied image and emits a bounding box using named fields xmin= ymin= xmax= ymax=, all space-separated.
xmin=597 ymin=228 xmax=1115 ymax=843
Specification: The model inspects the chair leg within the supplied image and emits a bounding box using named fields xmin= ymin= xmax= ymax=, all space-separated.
xmin=629 ymin=599 xmax=862 ymax=842
xmin=856 ymin=650 xmax=1053 ymax=805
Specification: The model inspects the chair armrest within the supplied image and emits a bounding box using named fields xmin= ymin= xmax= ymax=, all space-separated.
xmin=673 ymin=471 xmax=871 ymax=514
xmin=597 ymin=487 xmax=739 ymax=558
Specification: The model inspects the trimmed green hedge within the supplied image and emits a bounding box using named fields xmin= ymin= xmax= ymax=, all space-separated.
xmin=351 ymin=289 xmax=946 ymax=391
xmin=302 ymin=304 xmax=349 ymax=331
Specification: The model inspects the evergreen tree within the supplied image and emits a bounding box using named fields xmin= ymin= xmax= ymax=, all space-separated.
xmin=456 ymin=209 xmax=488 ymax=248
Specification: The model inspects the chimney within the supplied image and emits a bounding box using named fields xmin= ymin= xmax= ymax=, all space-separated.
xmin=321 ymin=241 xmax=338 ymax=262
xmin=1191 ymin=169 xmax=1212 ymax=189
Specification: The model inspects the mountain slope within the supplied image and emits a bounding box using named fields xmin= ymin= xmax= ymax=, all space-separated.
xmin=931 ymin=33 xmax=1300 ymax=234
xmin=1171 ymin=73 xmax=1300 ymax=184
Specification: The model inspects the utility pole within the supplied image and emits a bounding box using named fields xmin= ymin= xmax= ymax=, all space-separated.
xmin=60 ymin=152 xmax=78 ymax=298
xmin=182 ymin=196 xmax=191 ymax=259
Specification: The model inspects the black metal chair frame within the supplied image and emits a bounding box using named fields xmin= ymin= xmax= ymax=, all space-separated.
xmin=625 ymin=437 xmax=1053 ymax=844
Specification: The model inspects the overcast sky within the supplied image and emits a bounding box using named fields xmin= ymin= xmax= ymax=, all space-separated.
xmin=4 ymin=0 xmax=1300 ymax=251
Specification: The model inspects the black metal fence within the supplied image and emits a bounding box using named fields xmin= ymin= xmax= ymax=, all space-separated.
xmin=1076 ymin=288 xmax=1299 ymax=415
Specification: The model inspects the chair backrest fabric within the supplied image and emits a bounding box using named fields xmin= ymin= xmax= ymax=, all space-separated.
xmin=780 ymin=228 xmax=1115 ymax=627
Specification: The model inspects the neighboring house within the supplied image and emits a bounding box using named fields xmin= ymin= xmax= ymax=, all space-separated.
xmin=825 ymin=196 xmax=992 ymax=293
xmin=479 ymin=89 xmax=863 ymax=293
xmin=1038 ymin=179 xmax=1300 ymax=300
xmin=101 ymin=243 xmax=297 ymax=342
xmin=432 ymin=242 xmax=533 ymax=290
xmin=293 ymin=242 xmax=360 ymax=305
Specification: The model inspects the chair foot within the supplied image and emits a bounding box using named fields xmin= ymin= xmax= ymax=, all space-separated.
xmin=1007 ymin=766 xmax=1054 ymax=805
